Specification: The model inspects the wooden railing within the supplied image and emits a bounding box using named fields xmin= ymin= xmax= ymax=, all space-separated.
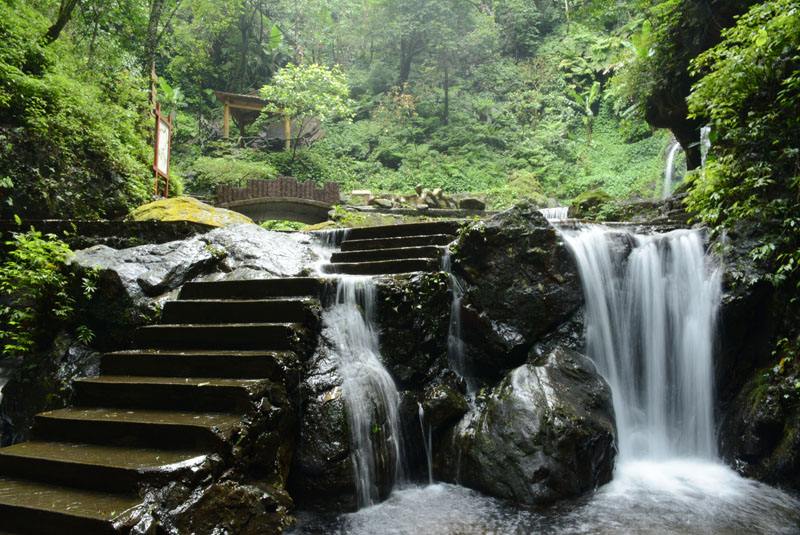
xmin=217 ymin=177 xmax=340 ymax=206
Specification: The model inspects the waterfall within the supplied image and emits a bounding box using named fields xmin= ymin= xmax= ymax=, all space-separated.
xmin=540 ymin=207 xmax=569 ymax=221
xmin=700 ymin=126 xmax=712 ymax=169
xmin=662 ymin=142 xmax=682 ymax=199
xmin=324 ymin=276 xmax=405 ymax=507
xmin=417 ymin=402 xmax=433 ymax=485
xmin=441 ymin=249 xmax=474 ymax=393
xmin=563 ymin=226 xmax=721 ymax=461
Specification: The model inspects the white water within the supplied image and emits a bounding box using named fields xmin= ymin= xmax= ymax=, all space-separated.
xmin=324 ymin=276 xmax=406 ymax=507
xmin=417 ymin=402 xmax=433 ymax=486
xmin=441 ymin=249 xmax=474 ymax=393
xmin=662 ymin=142 xmax=683 ymax=199
xmin=563 ymin=226 xmax=720 ymax=460
xmin=540 ymin=207 xmax=569 ymax=220
xmin=700 ymin=126 xmax=712 ymax=169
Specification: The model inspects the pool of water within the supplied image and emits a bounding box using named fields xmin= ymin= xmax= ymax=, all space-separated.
xmin=292 ymin=460 xmax=800 ymax=535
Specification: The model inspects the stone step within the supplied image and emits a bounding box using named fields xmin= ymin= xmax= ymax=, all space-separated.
xmin=134 ymin=323 xmax=303 ymax=350
xmin=178 ymin=277 xmax=322 ymax=301
xmin=0 ymin=476 xmax=139 ymax=535
xmin=0 ymin=441 xmax=204 ymax=493
xmin=322 ymin=258 xmax=439 ymax=275
xmin=346 ymin=220 xmax=462 ymax=240
xmin=74 ymin=376 xmax=270 ymax=412
xmin=161 ymin=298 xmax=317 ymax=325
xmin=101 ymin=350 xmax=297 ymax=379
xmin=340 ymin=233 xmax=455 ymax=252
xmin=330 ymin=245 xmax=444 ymax=264
xmin=33 ymin=408 xmax=240 ymax=452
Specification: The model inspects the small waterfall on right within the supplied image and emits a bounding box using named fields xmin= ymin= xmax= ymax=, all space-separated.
xmin=563 ymin=226 xmax=721 ymax=461
xmin=662 ymin=142 xmax=683 ymax=199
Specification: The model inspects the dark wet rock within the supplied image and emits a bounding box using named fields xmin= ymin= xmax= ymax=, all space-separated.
xmin=420 ymin=381 xmax=469 ymax=431
xmin=452 ymin=201 xmax=583 ymax=378
xmin=289 ymin=328 xmax=357 ymax=511
xmin=436 ymin=348 xmax=616 ymax=505
xmin=135 ymin=479 xmax=294 ymax=535
xmin=375 ymin=273 xmax=451 ymax=389
xmin=0 ymin=334 xmax=100 ymax=446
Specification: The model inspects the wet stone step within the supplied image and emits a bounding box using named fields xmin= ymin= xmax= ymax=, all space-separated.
xmin=0 ymin=441 xmax=205 ymax=493
xmin=340 ymin=233 xmax=455 ymax=252
xmin=322 ymin=258 xmax=440 ymax=276
xmin=33 ymin=408 xmax=241 ymax=452
xmin=178 ymin=277 xmax=322 ymax=301
xmin=134 ymin=323 xmax=304 ymax=351
xmin=101 ymin=350 xmax=298 ymax=380
xmin=330 ymin=245 xmax=445 ymax=264
xmin=73 ymin=376 xmax=271 ymax=412
xmin=345 ymin=220 xmax=463 ymax=240
xmin=0 ymin=476 xmax=139 ymax=535
xmin=161 ymin=298 xmax=318 ymax=325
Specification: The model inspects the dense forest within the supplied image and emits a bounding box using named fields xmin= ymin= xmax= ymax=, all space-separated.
xmin=0 ymin=0 xmax=798 ymax=335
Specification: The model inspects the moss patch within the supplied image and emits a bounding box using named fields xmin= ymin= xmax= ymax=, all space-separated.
xmin=128 ymin=197 xmax=253 ymax=228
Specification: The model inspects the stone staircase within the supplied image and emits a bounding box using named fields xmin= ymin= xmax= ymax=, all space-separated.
xmin=0 ymin=278 xmax=321 ymax=535
xmin=323 ymin=220 xmax=462 ymax=275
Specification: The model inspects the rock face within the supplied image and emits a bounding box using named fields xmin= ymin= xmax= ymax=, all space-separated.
xmin=128 ymin=196 xmax=254 ymax=227
xmin=289 ymin=329 xmax=356 ymax=510
xmin=452 ymin=201 xmax=583 ymax=378
xmin=70 ymin=224 xmax=320 ymax=349
xmin=436 ymin=348 xmax=616 ymax=505
xmin=0 ymin=334 xmax=100 ymax=445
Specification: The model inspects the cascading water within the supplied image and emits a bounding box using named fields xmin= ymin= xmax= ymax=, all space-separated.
xmin=323 ymin=276 xmax=406 ymax=508
xmin=417 ymin=402 xmax=433 ymax=485
xmin=441 ymin=249 xmax=472 ymax=392
xmin=562 ymin=226 xmax=720 ymax=460
xmin=539 ymin=207 xmax=569 ymax=221
xmin=295 ymin=226 xmax=800 ymax=534
xmin=662 ymin=142 xmax=683 ymax=199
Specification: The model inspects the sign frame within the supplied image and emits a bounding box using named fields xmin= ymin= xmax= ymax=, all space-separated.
xmin=153 ymin=103 xmax=172 ymax=197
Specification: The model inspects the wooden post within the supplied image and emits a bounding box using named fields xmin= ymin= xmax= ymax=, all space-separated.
xmin=283 ymin=114 xmax=292 ymax=151
xmin=223 ymin=102 xmax=231 ymax=139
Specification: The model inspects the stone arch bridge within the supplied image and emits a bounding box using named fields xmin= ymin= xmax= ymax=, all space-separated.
xmin=217 ymin=177 xmax=340 ymax=224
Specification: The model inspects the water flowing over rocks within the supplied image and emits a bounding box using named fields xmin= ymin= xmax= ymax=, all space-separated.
xmin=436 ymin=348 xmax=616 ymax=505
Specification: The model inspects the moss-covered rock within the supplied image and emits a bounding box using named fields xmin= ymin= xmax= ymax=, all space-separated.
xmin=128 ymin=197 xmax=253 ymax=228
xmin=569 ymin=189 xmax=613 ymax=220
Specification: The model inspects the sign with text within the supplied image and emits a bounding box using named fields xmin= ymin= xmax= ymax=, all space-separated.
xmin=153 ymin=106 xmax=172 ymax=197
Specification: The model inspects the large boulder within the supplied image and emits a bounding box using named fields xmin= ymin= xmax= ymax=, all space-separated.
xmin=128 ymin=196 xmax=253 ymax=227
xmin=69 ymin=225 xmax=320 ymax=349
xmin=436 ymin=348 xmax=616 ymax=505
xmin=452 ymin=201 xmax=583 ymax=378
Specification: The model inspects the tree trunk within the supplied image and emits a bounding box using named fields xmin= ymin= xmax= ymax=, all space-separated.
xmin=44 ymin=0 xmax=82 ymax=44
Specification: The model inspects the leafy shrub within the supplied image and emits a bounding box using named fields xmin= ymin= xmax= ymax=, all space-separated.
xmin=685 ymin=0 xmax=800 ymax=290
xmin=0 ymin=2 xmax=153 ymax=219
xmin=184 ymin=155 xmax=279 ymax=198
xmin=0 ymin=230 xmax=74 ymax=356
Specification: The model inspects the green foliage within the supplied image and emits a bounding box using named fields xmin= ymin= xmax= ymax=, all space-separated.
xmin=0 ymin=1 xmax=153 ymax=220
xmin=685 ymin=0 xmax=800 ymax=290
xmin=184 ymin=153 xmax=279 ymax=197
xmin=0 ymin=230 xmax=73 ymax=356
xmin=258 ymin=63 xmax=353 ymax=150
